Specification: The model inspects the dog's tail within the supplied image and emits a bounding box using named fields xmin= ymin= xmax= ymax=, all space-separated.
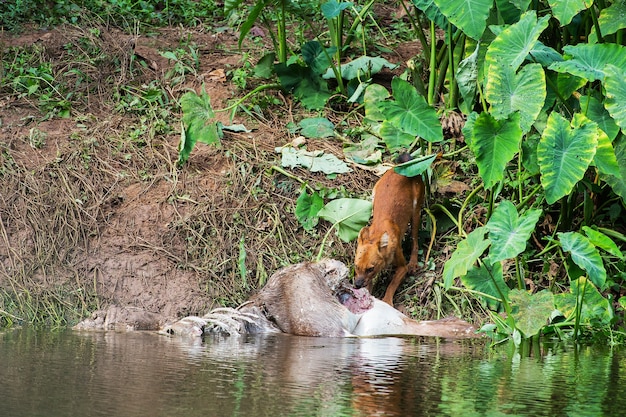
xmin=395 ymin=152 xmax=413 ymax=164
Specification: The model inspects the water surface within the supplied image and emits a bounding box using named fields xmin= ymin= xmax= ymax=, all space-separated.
xmin=1 ymin=328 xmax=624 ymax=416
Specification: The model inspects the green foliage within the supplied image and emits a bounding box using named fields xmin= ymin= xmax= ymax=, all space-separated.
xmin=0 ymin=0 xmax=221 ymax=31
xmin=394 ymin=153 xmax=438 ymax=177
xmin=509 ymin=289 xmax=554 ymax=338
xmin=485 ymin=201 xmax=541 ymax=263
xmin=468 ymin=112 xmax=522 ymax=189
xmin=443 ymin=227 xmax=490 ymax=289
xmin=378 ymin=78 xmax=443 ymax=145
xmin=433 ymin=0 xmax=492 ymax=40
xmin=461 ymin=260 xmax=508 ymax=310
xmin=418 ymin=0 xmax=626 ymax=343
xmin=178 ymin=88 xmax=222 ymax=166
xmin=296 ymin=189 xmax=324 ymax=231
xmin=554 ymin=278 xmax=614 ymax=328
xmin=317 ymin=198 xmax=373 ymax=242
xmin=537 ymin=113 xmax=598 ymax=204
xmin=299 ymin=117 xmax=335 ymax=139
xmin=559 ymin=231 xmax=607 ymax=289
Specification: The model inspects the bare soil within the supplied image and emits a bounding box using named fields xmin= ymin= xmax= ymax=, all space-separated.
xmin=0 ymin=17 xmax=459 ymax=326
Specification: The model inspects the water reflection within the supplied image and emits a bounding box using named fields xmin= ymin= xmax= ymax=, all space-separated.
xmin=1 ymin=328 xmax=625 ymax=417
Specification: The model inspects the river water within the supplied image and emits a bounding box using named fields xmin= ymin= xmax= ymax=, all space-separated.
xmin=1 ymin=328 xmax=625 ymax=417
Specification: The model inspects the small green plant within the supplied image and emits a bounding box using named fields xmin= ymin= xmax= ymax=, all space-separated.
xmin=160 ymin=44 xmax=200 ymax=86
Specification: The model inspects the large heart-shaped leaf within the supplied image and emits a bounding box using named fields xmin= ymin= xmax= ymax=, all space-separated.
xmin=559 ymin=231 xmax=607 ymax=290
xmin=486 ymin=63 xmax=546 ymax=132
xmin=495 ymin=0 xmax=528 ymax=23
xmin=554 ymin=278 xmax=613 ymax=325
xmin=323 ymin=56 xmax=397 ymax=81
xmin=299 ymin=117 xmax=335 ymax=138
xmin=549 ymin=44 xmax=626 ymax=82
xmin=485 ymin=11 xmax=550 ymax=73
xmin=297 ymin=79 xmax=332 ymax=110
xmin=394 ymin=153 xmax=437 ymax=178
xmin=275 ymin=62 xmax=331 ymax=110
xmin=178 ymin=89 xmax=221 ymax=165
xmin=603 ymin=65 xmax=626 ymax=132
xmin=295 ymin=189 xmax=324 ymax=231
xmin=582 ymin=226 xmax=624 ymax=260
xmin=412 ymin=0 xmax=449 ymax=29
xmin=572 ymin=113 xmax=620 ymax=178
xmin=433 ymin=0 xmax=492 ymax=40
xmin=555 ymin=72 xmax=586 ymax=102
xmin=486 ymin=200 xmax=542 ymax=263
xmin=364 ymin=83 xmax=390 ymax=122
xmin=538 ymin=113 xmax=597 ymax=204
xmin=469 ymin=112 xmax=523 ymax=189
xmin=379 ymin=121 xmax=416 ymax=151
xmin=589 ymin=1 xmax=626 ymax=43
xmin=509 ymin=289 xmax=554 ymax=338
xmin=379 ymin=78 xmax=443 ymax=143
xmin=456 ymin=43 xmax=479 ymax=114
xmin=181 ymin=89 xmax=215 ymax=127
xmin=318 ymin=198 xmax=372 ymax=242
xmin=603 ymin=135 xmax=626 ymax=204
xmin=321 ymin=0 xmax=352 ymax=19
xmin=528 ymin=41 xmax=563 ymax=67
xmin=442 ymin=227 xmax=491 ymax=289
xmin=547 ymin=0 xmax=588 ymax=26
xmin=579 ymin=96 xmax=620 ymax=141
xmin=461 ymin=260 xmax=508 ymax=310
xmin=301 ymin=41 xmax=333 ymax=75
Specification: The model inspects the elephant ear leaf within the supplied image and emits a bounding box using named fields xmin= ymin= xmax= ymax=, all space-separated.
xmin=486 ymin=200 xmax=542 ymax=263
xmin=486 ymin=63 xmax=545 ymax=133
xmin=318 ymin=198 xmax=372 ymax=242
xmin=559 ymin=231 xmax=607 ymax=290
xmin=509 ymin=289 xmax=554 ymax=338
xmin=433 ymin=0 xmax=492 ymax=40
xmin=379 ymin=78 xmax=443 ymax=144
xmin=485 ymin=11 xmax=550 ymax=73
xmin=468 ymin=112 xmax=522 ymax=190
xmin=461 ymin=260 xmax=508 ymax=310
xmin=537 ymin=113 xmax=597 ymax=204
xmin=178 ymin=89 xmax=221 ymax=165
xmin=549 ymin=44 xmax=626 ymax=82
xmin=547 ymin=0 xmax=588 ymax=26
xmin=603 ymin=65 xmax=626 ymax=133
xmin=442 ymin=227 xmax=491 ymax=289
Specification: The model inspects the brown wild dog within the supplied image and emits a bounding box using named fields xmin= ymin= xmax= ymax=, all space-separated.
xmin=354 ymin=167 xmax=425 ymax=305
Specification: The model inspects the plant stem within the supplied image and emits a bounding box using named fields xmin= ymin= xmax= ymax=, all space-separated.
xmin=517 ymin=183 xmax=543 ymax=211
xmin=458 ymin=183 xmax=484 ymax=237
xmin=428 ymin=21 xmax=437 ymax=105
xmin=278 ymin=0 xmax=288 ymax=62
xmin=217 ymin=83 xmax=282 ymax=113
xmin=270 ymin=165 xmax=315 ymax=193
xmin=423 ymin=207 xmax=437 ymax=265
xmin=430 ymin=203 xmax=461 ymax=231
xmin=588 ymin=4 xmax=603 ymax=43
xmin=445 ymin=284 xmax=502 ymax=303
xmin=316 ymin=225 xmax=336 ymax=262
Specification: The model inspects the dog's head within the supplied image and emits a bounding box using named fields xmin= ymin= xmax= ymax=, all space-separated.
xmin=354 ymin=226 xmax=395 ymax=290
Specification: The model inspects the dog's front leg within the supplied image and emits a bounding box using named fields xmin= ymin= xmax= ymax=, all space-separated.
xmin=381 ymin=249 xmax=409 ymax=305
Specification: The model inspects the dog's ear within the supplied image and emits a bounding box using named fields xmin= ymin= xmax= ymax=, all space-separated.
xmin=358 ymin=226 xmax=369 ymax=242
xmin=379 ymin=231 xmax=389 ymax=248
